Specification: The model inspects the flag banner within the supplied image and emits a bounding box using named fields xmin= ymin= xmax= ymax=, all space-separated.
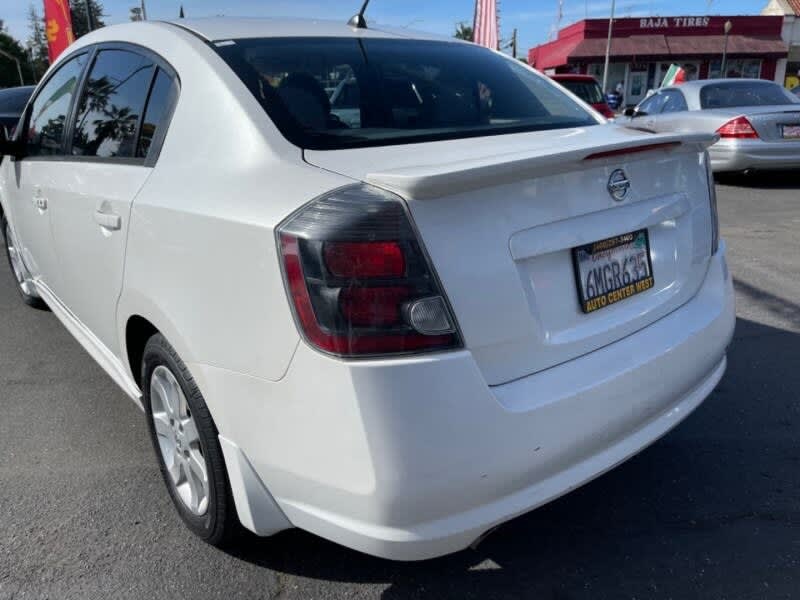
xmin=44 ymin=0 xmax=75 ymax=63
xmin=473 ymin=0 xmax=499 ymax=50
xmin=660 ymin=64 xmax=686 ymax=88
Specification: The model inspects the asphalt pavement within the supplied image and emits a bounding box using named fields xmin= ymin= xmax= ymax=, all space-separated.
xmin=1 ymin=173 xmax=799 ymax=599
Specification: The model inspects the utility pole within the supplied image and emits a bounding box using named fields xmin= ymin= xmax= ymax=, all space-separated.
xmin=721 ymin=20 xmax=732 ymax=78
xmin=511 ymin=28 xmax=517 ymax=59
xmin=601 ymin=0 xmax=616 ymax=95
xmin=141 ymin=0 xmax=148 ymax=20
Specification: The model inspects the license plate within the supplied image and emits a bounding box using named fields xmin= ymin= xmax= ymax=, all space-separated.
xmin=572 ymin=230 xmax=654 ymax=313
xmin=782 ymin=125 xmax=800 ymax=139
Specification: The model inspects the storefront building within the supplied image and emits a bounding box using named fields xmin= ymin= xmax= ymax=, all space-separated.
xmin=762 ymin=0 xmax=800 ymax=89
xmin=529 ymin=16 xmax=789 ymax=106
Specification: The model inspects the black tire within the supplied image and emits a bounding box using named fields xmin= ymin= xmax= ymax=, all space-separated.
xmin=1 ymin=212 xmax=49 ymax=310
xmin=141 ymin=333 xmax=240 ymax=546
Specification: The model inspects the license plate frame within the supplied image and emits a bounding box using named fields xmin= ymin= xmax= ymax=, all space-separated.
xmin=781 ymin=125 xmax=800 ymax=139
xmin=572 ymin=229 xmax=655 ymax=314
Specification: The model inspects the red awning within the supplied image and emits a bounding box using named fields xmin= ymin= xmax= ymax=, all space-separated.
xmin=666 ymin=35 xmax=787 ymax=56
xmin=569 ymin=35 xmax=669 ymax=60
xmin=566 ymin=34 xmax=786 ymax=62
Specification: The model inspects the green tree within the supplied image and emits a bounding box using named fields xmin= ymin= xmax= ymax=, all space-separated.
xmin=0 ymin=31 xmax=31 ymax=87
xmin=454 ymin=22 xmax=473 ymax=41
xmin=70 ymin=0 xmax=106 ymax=39
xmin=27 ymin=4 xmax=49 ymax=81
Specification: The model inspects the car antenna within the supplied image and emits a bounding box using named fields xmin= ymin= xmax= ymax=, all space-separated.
xmin=348 ymin=0 xmax=371 ymax=29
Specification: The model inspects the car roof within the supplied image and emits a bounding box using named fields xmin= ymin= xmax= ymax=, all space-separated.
xmin=663 ymin=78 xmax=781 ymax=92
xmin=166 ymin=17 xmax=453 ymax=43
xmin=549 ymin=74 xmax=598 ymax=82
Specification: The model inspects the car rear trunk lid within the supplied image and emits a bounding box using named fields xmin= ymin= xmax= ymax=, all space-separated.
xmin=716 ymin=105 xmax=800 ymax=141
xmin=305 ymin=126 xmax=718 ymax=385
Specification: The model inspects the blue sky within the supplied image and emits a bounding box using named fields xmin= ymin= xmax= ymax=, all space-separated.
xmin=3 ymin=0 xmax=764 ymax=57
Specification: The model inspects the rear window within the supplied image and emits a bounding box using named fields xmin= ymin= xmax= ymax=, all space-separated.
xmin=0 ymin=87 xmax=33 ymax=113
xmin=700 ymin=81 xmax=800 ymax=109
xmin=559 ymin=79 xmax=604 ymax=104
xmin=214 ymin=37 xmax=597 ymax=150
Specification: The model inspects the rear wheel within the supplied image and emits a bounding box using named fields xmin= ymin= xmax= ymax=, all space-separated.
xmin=142 ymin=333 xmax=239 ymax=546
xmin=2 ymin=216 xmax=48 ymax=310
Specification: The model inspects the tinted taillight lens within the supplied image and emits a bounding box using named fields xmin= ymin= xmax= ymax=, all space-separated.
xmin=277 ymin=184 xmax=461 ymax=357
xmin=716 ymin=116 xmax=759 ymax=139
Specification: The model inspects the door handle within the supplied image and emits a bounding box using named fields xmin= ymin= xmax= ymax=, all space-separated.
xmin=94 ymin=211 xmax=121 ymax=231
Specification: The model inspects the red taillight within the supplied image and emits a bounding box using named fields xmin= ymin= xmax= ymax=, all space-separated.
xmin=277 ymin=185 xmax=460 ymax=357
xmin=716 ymin=116 xmax=759 ymax=139
xmin=324 ymin=241 xmax=405 ymax=278
xmin=339 ymin=286 xmax=409 ymax=326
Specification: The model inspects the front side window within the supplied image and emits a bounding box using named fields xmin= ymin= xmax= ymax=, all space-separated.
xmin=26 ymin=53 xmax=88 ymax=157
xmin=72 ymin=49 xmax=155 ymax=158
xmin=660 ymin=90 xmax=688 ymax=113
xmin=215 ymin=38 xmax=597 ymax=150
xmin=700 ymin=81 xmax=800 ymax=109
xmin=637 ymin=93 xmax=665 ymax=115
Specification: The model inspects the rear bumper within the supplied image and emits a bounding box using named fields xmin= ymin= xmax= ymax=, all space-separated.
xmin=192 ymin=244 xmax=735 ymax=561
xmin=710 ymin=138 xmax=800 ymax=172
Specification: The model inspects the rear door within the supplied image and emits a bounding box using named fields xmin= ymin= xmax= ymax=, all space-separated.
xmin=47 ymin=45 xmax=179 ymax=356
xmin=4 ymin=52 xmax=90 ymax=293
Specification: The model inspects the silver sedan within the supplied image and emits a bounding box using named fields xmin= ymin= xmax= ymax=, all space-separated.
xmin=625 ymin=79 xmax=800 ymax=173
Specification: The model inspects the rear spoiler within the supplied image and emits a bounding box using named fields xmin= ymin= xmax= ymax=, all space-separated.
xmin=366 ymin=131 xmax=718 ymax=200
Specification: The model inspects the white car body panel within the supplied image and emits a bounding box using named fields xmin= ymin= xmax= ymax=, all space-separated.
xmin=5 ymin=160 xmax=64 ymax=290
xmin=0 ymin=18 xmax=736 ymax=560
xmin=47 ymin=162 xmax=151 ymax=356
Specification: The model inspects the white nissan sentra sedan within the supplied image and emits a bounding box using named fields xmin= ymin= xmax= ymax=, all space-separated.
xmin=0 ymin=18 xmax=735 ymax=560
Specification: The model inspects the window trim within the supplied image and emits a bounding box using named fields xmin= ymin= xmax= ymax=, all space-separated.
xmin=16 ymin=49 xmax=91 ymax=161
xmin=17 ymin=41 xmax=180 ymax=166
xmin=65 ymin=41 xmax=181 ymax=167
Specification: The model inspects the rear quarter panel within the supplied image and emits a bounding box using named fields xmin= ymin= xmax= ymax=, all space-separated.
xmin=105 ymin=23 xmax=353 ymax=384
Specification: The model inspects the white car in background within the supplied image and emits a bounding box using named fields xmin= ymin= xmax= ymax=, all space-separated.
xmin=0 ymin=18 xmax=734 ymax=560
xmin=625 ymin=79 xmax=800 ymax=173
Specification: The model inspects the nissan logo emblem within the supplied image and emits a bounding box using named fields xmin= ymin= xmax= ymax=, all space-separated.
xmin=607 ymin=169 xmax=631 ymax=201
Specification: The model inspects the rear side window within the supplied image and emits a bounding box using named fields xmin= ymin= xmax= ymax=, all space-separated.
xmin=700 ymin=82 xmax=800 ymax=109
xmin=137 ymin=68 xmax=179 ymax=158
xmin=560 ymin=79 xmax=604 ymax=104
xmin=71 ymin=49 xmax=154 ymax=158
xmin=26 ymin=54 xmax=88 ymax=157
xmin=214 ymin=37 xmax=596 ymax=150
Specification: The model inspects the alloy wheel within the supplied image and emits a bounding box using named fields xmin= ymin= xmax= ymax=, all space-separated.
xmin=149 ymin=365 xmax=210 ymax=516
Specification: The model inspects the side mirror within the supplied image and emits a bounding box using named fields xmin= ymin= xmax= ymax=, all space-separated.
xmin=624 ymin=107 xmax=638 ymax=117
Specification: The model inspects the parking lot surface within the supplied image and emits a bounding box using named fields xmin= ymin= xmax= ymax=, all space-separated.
xmin=1 ymin=173 xmax=799 ymax=600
